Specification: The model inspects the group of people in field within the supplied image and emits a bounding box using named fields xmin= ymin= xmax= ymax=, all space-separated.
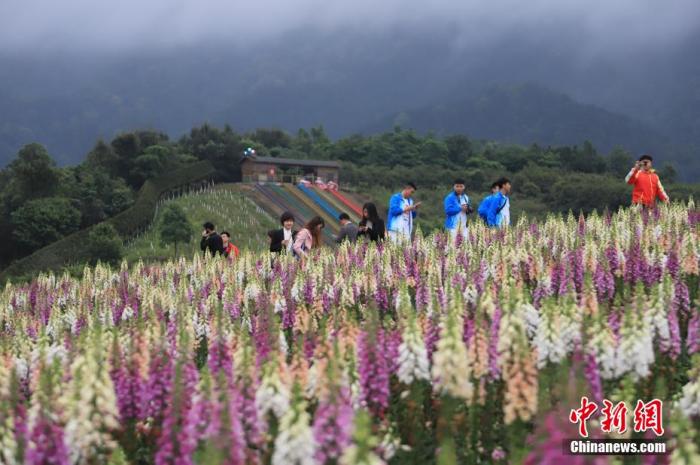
xmin=201 ymin=153 xmax=669 ymax=259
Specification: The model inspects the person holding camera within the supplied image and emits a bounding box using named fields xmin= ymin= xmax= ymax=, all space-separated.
xmin=444 ymin=178 xmax=473 ymax=241
xmin=387 ymin=182 xmax=421 ymax=243
xmin=625 ymin=154 xmax=669 ymax=207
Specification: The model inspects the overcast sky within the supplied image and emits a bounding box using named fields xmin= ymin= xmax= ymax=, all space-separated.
xmin=1 ymin=0 xmax=699 ymax=56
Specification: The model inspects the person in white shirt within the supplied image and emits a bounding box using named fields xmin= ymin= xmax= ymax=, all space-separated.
xmin=268 ymin=211 xmax=297 ymax=254
xmin=387 ymin=182 xmax=421 ymax=243
xmin=486 ymin=177 xmax=512 ymax=228
xmin=444 ymin=178 xmax=473 ymax=241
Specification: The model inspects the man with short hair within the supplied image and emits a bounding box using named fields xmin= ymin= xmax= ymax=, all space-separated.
xmin=486 ymin=178 xmax=512 ymax=228
xmin=200 ymin=222 xmax=225 ymax=256
xmin=268 ymin=211 xmax=297 ymax=254
xmin=387 ymin=182 xmax=421 ymax=243
xmin=444 ymin=178 xmax=472 ymax=240
xmin=335 ymin=212 xmax=359 ymax=244
xmin=625 ymin=154 xmax=669 ymax=207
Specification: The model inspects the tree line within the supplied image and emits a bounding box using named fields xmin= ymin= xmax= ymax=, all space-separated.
xmin=1 ymin=124 xmax=697 ymax=269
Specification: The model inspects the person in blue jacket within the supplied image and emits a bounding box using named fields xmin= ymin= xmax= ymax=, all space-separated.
xmin=387 ymin=182 xmax=421 ymax=243
xmin=477 ymin=181 xmax=500 ymax=223
xmin=444 ymin=178 xmax=472 ymax=241
xmin=486 ymin=177 xmax=512 ymax=228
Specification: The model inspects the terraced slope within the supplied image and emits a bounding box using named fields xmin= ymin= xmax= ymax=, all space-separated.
xmin=125 ymin=184 xmax=277 ymax=262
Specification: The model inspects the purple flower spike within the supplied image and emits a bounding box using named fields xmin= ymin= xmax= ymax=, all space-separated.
xmin=357 ymin=329 xmax=390 ymax=417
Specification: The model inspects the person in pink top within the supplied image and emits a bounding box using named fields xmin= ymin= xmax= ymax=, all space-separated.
xmin=293 ymin=216 xmax=325 ymax=259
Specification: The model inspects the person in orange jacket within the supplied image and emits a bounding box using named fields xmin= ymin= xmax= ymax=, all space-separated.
xmin=220 ymin=231 xmax=240 ymax=259
xmin=625 ymin=154 xmax=669 ymax=207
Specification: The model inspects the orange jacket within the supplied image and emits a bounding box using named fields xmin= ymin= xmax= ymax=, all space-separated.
xmin=625 ymin=168 xmax=669 ymax=206
xmin=224 ymin=242 xmax=240 ymax=259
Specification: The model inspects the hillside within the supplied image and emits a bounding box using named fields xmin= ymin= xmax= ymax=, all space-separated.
xmin=367 ymin=84 xmax=670 ymax=155
xmin=126 ymin=185 xmax=278 ymax=262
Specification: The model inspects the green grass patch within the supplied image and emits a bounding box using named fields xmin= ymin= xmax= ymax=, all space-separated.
xmin=125 ymin=184 xmax=278 ymax=262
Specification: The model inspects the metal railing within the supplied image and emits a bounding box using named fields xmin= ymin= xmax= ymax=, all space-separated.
xmin=241 ymin=174 xmax=339 ymax=185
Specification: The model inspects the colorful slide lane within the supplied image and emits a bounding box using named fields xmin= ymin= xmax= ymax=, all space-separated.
xmin=254 ymin=184 xmax=335 ymax=244
xmin=314 ymin=189 xmax=361 ymax=223
xmin=269 ymin=184 xmax=339 ymax=239
xmin=254 ymin=184 xmax=302 ymax=225
xmin=297 ymin=184 xmax=341 ymax=221
xmin=280 ymin=185 xmax=341 ymax=236
xmin=329 ymin=189 xmax=363 ymax=217
xmin=247 ymin=183 xmax=367 ymax=246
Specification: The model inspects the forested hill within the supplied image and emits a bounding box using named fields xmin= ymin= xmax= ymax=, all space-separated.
xmin=1 ymin=81 xmax=693 ymax=179
xmin=2 ymin=123 xmax=700 ymax=276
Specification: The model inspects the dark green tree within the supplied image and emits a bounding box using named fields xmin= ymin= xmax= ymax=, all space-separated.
xmin=659 ymin=163 xmax=678 ymax=184
xmin=445 ymin=135 xmax=473 ymax=165
xmin=607 ymin=147 xmax=634 ymax=178
xmin=292 ymin=128 xmax=313 ymax=154
xmin=6 ymin=143 xmax=60 ymax=204
xmin=252 ymin=128 xmax=292 ymax=149
xmin=130 ymin=145 xmax=172 ymax=186
xmin=86 ymin=223 xmax=123 ymax=266
xmin=180 ymin=124 xmax=243 ymax=181
xmin=85 ymin=140 xmax=120 ymax=177
xmin=159 ymin=204 xmax=193 ymax=256
xmin=110 ymin=130 xmax=170 ymax=187
xmin=10 ymin=197 xmax=81 ymax=250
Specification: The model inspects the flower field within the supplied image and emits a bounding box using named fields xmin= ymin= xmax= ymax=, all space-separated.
xmin=1 ymin=203 xmax=699 ymax=465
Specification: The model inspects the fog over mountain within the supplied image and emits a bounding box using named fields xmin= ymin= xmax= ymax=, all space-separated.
xmin=1 ymin=0 xmax=699 ymax=178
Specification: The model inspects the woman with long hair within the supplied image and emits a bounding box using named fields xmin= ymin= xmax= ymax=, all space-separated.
xmin=293 ymin=216 xmax=325 ymax=258
xmin=358 ymin=202 xmax=385 ymax=242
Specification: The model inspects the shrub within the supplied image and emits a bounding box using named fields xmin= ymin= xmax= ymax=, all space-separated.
xmin=11 ymin=197 xmax=81 ymax=250
xmin=159 ymin=204 xmax=193 ymax=257
xmin=86 ymin=223 xmax=123 ymax=266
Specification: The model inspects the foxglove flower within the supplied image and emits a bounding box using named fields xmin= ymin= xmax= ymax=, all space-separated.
xmin=271 ymin=390 xmax=316 ymax=465
xmin=313 ymin=386 xmax=354 ymax=464
xmin=432 ymin=311 xmax=473 ymax=400
xmin=357 ymin=328 xmax=390 ymax=416
xmin=397 ymin=312 xmax=430 ymax=384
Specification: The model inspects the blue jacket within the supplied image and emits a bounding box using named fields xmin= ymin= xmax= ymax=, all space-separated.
xmin=387 ymin=192 xmax=416 ymax=232
xmin=444 ymin=192 xmax=471 ymax=230
xmin=486 ymin=192 xmax=509 ymax=227
xmin=478 ymin=193 xmax=495 ymax=221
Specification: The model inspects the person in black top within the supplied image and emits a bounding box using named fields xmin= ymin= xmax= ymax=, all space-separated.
xmin=200 ymin=221 xmax=225 ymax=257
xmin=268 ymin=211 xmax=298 ymax=254
xmin=358 ymin=202 xmax=385 ymax=242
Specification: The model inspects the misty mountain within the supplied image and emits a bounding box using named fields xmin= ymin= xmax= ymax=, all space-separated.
xmin=0 ymin=27 xmax=698 ymax=179
xmin=366 ymin=83 xmax=670 ymax=155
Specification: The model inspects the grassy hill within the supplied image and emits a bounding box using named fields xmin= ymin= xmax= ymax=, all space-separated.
xmin=125 ymin=184 xmax=277 ymax=262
